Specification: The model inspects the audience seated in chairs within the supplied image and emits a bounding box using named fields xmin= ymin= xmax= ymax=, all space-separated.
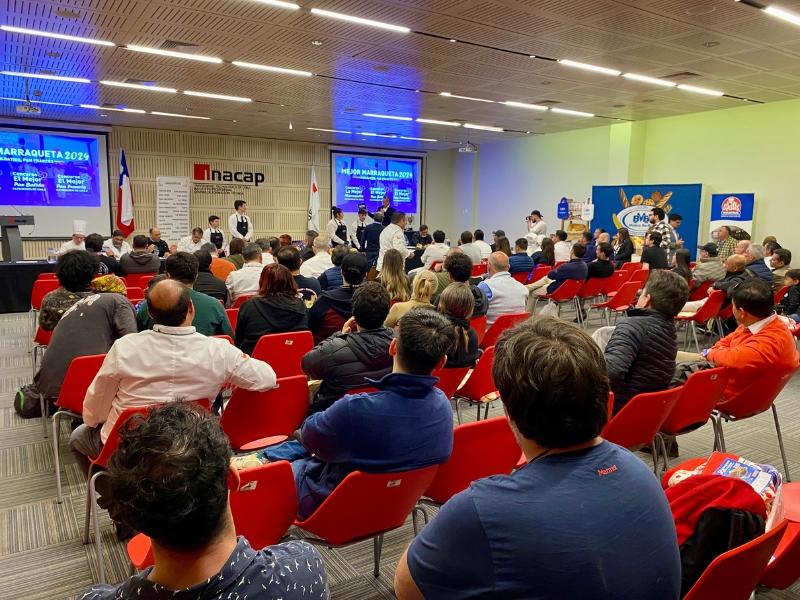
xmin=235 ymin=263 xmax=309 ymax=356
xmin=437 ymin=282 xmax=479 ymax=368
xmin=770 ymin=248 xmax=792 ymax=294
xmin=85 ymin=233 xmax=121 ymax=275
xmin=137 ymin=252 xmax=232 ymax=337
xmin=223 ymin=238 xmax=245 ymax=270
xmin=225 ymin=243 xmax=264 ymax=304
xmin=531 ymin=237 xmax=556 ymax=267
xmin=508 ymin=238 xmax=534 ymax=274
xmin=531 ymin=243 xmax=588 ymax=297
xmin=81 ymin=403 xmax=329 ymax=600
xmin=395 ymin=317 xmax=681 ymax=600
xmin=588 ymin=242 xmax=616 ymax=280
xmin=777 ymin=269 xmax=800 ymax=321
xmin=308 ymin=252 xmax=368 ymax=344
xmin=430 ymin=251 xmax=489 ymax=317
xmin=192 ymin=245 xmax=228 ymax=304
xmin=303 ymin=282 xmax=394 ymax=415
xmin=241 ymin=308 xmax=455 ymax=520
xmin=692 ymin=243 xmax=726 ymax=288
xmin=681 ymin=254 xmax=753 ymax=316
xmin=318 ymin=244 xmax=350 ymax=291
xmin=744 ymin=244 xmax=772 ymax=284
xmin=595 ymin=270 xmax=688 ymax=414
xmin=300 ymin=236 xmax=334 ymax=279
xmin=385 ymin=271 xmax=437 ymax=329
xmin=120 ymin=234 xmax=160 ymax=277
xmin=378 ymin=248 xmax=411 ymax=303
xmin=39 ymin=250 xmax=97 ymax=331
xmin=276 ymin=245 xmax=322 ymax=305
xmin=477 ymin=252 xmax=528 ymax=327
xmin=641 ymin=231 xmax=669 ymax=270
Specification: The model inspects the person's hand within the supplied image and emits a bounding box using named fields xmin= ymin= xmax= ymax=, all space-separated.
xmin=676 ymin=240 xmax=684 ymax=248
xmin=707 ymin=287 xmax=714 ymax=296
xmin=341 ymin=316 xmax=357 ymax=334
xmin=105 ymin=249 xmax=115 ymax=257
xmin=170 ymin=244 xmax=178 ymax=254
xmin=147 ymin=244 xmax=156 ymax=253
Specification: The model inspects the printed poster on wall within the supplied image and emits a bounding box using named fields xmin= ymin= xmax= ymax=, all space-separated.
xmin=709 ymin=193 xmax=754 ymax=238
xmin=591 ymin=184 xmax=702 ymax=259
xmin=156 ymin=176 xmax=190 ymax=243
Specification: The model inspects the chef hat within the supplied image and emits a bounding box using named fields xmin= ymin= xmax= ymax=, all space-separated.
xmin=73 ymin=220 xmax=87 ymax=235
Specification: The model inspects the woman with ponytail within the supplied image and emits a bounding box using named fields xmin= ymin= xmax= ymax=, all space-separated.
xmin=437 ymin=282 xmax=480 ymax=368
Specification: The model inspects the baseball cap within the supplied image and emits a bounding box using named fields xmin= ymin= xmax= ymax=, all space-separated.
xmin=492 ymin=229 xmax=506 ymax=236
xmin=698 ymin=242 xmax=718 ymax=257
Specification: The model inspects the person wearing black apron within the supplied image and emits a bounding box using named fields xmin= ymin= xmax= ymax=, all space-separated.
xmin=203 ymin=215 xmax=226 ymax=256
xmin=326 ymin=207 xmax=349 ymax=247
xmin=351 ymin=209 xmax=368 ymax=251
xmin=228 ymin=199 xmax=253 ymax=242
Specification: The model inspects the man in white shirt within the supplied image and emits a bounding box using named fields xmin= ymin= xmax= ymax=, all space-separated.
xmin=69 ymin=279 xmax=277 ymax=473
xmin=326 ymin=207 xmax=350 ymax=247
xmin=552 ymin=230 xmax=572 ymax=263
xmin=255 ymin=238 xmax=276 ymax=265
xmin=57 ymin=220 xmax=87 ymax=256
xmin=377 ymin=211 xmax=413 ymax=271
xmin=203 ymin=215 xmax=226 ymax=254
xmin=101 ymin=229 xmax=131 ymax=259
xmin=525 ymin=210 xmax=548 ymax=254
xmin=477 ymin=252 xmax=529 ymax=326
xmin=420 ymin=230 xmax=450 ymax=271
xmin=225 ymin=243 xmax=264 ymax=304
xmin=473 ymin=230 xmax=492 ymax=260
xmin=300 ymin=236 xmax=335 ymax=278
xmin=458 ymin=231 xmax=482 ymax=265
xmin=177 ymin=228 xmax=206 ymax=253
xmin=228 ymin=199 xmax=253 ymax=242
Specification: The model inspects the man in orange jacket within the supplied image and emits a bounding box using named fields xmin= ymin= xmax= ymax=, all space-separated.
xmin=704 ymin=278 xmax=799 ymax=399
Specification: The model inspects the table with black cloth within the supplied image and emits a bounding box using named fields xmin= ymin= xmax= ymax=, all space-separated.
xmin=0 ymin=261 xmax=56 ymax=314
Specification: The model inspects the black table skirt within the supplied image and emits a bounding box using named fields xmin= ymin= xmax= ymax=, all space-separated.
xmin=0 ymin=261 xmax=56 ymax=314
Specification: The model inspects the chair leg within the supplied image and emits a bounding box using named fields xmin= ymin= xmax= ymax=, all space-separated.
xmin=484 ymin=402 xmax=490 ymax=420
xmin=88 ymin=471 xmax=106 ymax=583
xmin=710 ymin=414 xmax=727 ymax=452
xmin=649 ymin=442 xmax=660 ymax=475
xmin=53 ymin=413 xmax=64 ymax=503
xmin=455 ymin=398 xmax=463 ymax=424
xmin=40 ymin=393 xmax=49 ymax=439
xmin=83 ymin=465 xmax=94 ymax=544
xmin=771 ymin=404 xmax=791 ymax=482
xmin=476 ymin=403 xmax=481 ymax=422
xmin=372 ymin=533 xmax=384 ymax=577
xmin=691 ymin=323 xmax=701 ymax=354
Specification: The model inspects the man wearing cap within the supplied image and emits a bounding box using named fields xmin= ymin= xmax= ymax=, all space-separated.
xmin=491 ymin=230 xmax=506 ymax=252
xmin=525 ymin=210 xmax=548 ymax=253
xmin=691 ymin=243 xmax=726 ymax=288
xmin=57 ymin=220 xmax=87 ymax=256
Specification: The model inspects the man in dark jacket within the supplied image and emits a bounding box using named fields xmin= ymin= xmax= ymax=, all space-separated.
xmin=641 ymin=232 xmax=669 ymax=270
xmin=193 ymin=245 xmax=228 ymax=303
xmin=303 ymin=282 xmax=394 ymax=414
xmin=546 ymin=243 xmax=589 ymax=294
xmin=587 ymin=243 xmax=615 ymax=279
xmin=318 ymin=244 xmax=349 ymax=291
xmin=308 ymin=252 xmax=367 ymax=343
xmin=681 ymin=255 xmax=754 ymax=315
xmin=602 ymin=270 xmax=689 ymax=413
xmin=120 ymin=235 xmax=160 ymax=276
xmin=509 ymin=238 xmax=534 ymax=274
xmin=363 ymin=212 xmax=385 ymax=270
xmin=744 ymin=244 xmax=772 ymax=284
xmin=432 ymin=252 xmax=489 ymax=317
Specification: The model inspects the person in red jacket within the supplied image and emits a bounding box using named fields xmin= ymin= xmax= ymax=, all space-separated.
xmin=704 ymin=278 xmax=799 ymax=399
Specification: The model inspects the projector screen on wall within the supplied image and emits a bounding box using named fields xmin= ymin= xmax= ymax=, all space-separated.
xmin=0 ymin=125 xmax=111 ymax=238
xmin=331 ymin=151 xmax=422 ymax=216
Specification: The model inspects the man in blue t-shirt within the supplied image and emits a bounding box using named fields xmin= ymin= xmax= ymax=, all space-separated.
xmin=395 ymin=317 xmax=681 ymax=600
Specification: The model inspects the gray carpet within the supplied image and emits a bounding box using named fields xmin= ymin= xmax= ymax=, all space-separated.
xmin=0 ymin=311 xmax=798 ymax=599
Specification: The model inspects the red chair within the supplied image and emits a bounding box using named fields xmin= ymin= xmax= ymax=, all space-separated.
xmin=232 ymin=294 xmax=256 ymax=309
xmin=532 ymin=278 xmax=583 ymax=318
xmin=775 ymin=285 xmax=789 ymax=305
xmin=127 ymin=460 xmax=297 ymax=570
xmin=683 ymin=520 xmax=788 ymax=600
xmin=760 ymin=483 xmax=800 ymax=589
xmin=294 ymin=465 xmax=439 ymax=577
xmin=213 ymin=334 xmax=234 ymax=344
xmin=689 ymin=280 xmax=713 ymax=301
xmin=429 ymin=260 xmax=443 ymax=271
xmin=589 ymin=281 xmax=641 ymax=325
xmin=29 ymin=278 xmax=60 ymax=338
xmin=628 ymin=268 xmax=650 ymax=285
xmin=620 ymin=262 xmax=643 ymax=273
xmin=125 ymin=286 xmax=145 ymax=303
xmin=553 ymin=260 xmax=567 ymax=268
xmin=529 ymin=264 xmax=552 ymax=283
xmin=677 ymin=290 xmax=727 ymax=352
xmin=471 ymin=262 xmax=487 ymax=277
xmin=602 ymin=270 xmax=631 ymax=297
xmin=431 ymin=366 xmax=470 ymax=399
xmin=470 ymin=314 xmax=487 ymax=345
xmin=36 ymin=272 xmax=58 ymax=280
xmin=225 ymin=308 xmax=238 ymax=332
xmin=125 ymin=273 xmax=156 ymax=289
xmin=575 ymin=277 xmax=608 ymax=327
xmin=251 ymin=330 xmax=314 ymax=378
xmin=51 ymin=354 xmax=107 ymax=500
xmin=711 ymin=366 xmax=799 ymax=480
xmin=219 ymin=375 xmax=309 ymax=451
xmin=453 ymin=346 xmax=497 ymax=423
xmin=602 ymin=386 xmax=683 ymax=473
xmin=479 ymin=312 xmax=529 ymax=351
xmin=31 ymin=326 xmax=53 ymax=379
xmin=511 ymin=271 xmax=529 ymax=283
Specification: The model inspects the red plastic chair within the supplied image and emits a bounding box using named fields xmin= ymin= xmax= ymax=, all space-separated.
xmin=127 ymin=460 xmax=298 ymax=570
xmin=602 ymin=386 xmax=683 ymax=474
xmin=36 ymin=272 xmax=58 ymax=280
xmin=213 ymin=334 xmax=234 ymax=344
xmin=125 ymin=273 xmax=156 ymax=289
xmin=225 ymin=308 xmax=238 ymax=332
xmin=602 ymin=270 xmax=631 ymax=297
xmin=125 ymin=286 xmax=145 ymax=303
xmin=760 ymin=483 xmax=800 ymax=589
xmin=471 ymin=262 xmax=487 ymax=277
xmin=620 ymin=262 xmax=643 ymax=273
xmin=51 ymin=354 xmax=107 ymax=499
xmin=628 ymin=268 xmax=650 ymax=285
xmin=553 ymin=260 xmax=567 ymax=268
xmin=480 ymin=312 xmax=529 ymax=351
xmin=589 ymin=281 xmax=641 ymax=325
xmin=511 ymin=271 xmax=530 ymax=283
xmin=453 ymin=346 xmax=497 ymax=423
xmin=31 ymin=326 xmax=53 ymax=380
xmin=775 ymin=285 xmax=789 ymax=305
xmin=529 ymin=264 xmax=552 ymax=283
xmin=689 ymin=280 xmax=713 ymax=301
xmin=470 ymin=314 xmax=488 ymax=345
xmin=219 ymin=375 xmax=309 ymax=451
xmin=232 ymin=294 xmax=256 ymax=309
xmin=676 ymin=290 xmax=727 ymax=352
xmin=294 ymin=465 xmax=439 ymax=577
xmin=429 ymin=260 xmax=443 ymax=271
xmin=712 ymin=366 xmax=799 ymax=481
xmin=575 ymin=277 xmax=609 ymax=327
xmin=683 ymin=520 xmax=788 ymax=600
xmin=431 ymin=366 xmax=470 ymax=399
xmin=30 ymin=278 xmax=60 ymax=310
xmin=533 ymin=278 xmax=583 ymax=318
xmin=251 ymin=330 xmax=314 ymax=378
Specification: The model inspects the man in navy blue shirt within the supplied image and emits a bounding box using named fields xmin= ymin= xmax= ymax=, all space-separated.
xmin=546 ymin=242 xmax=589 ymax=294
xmin=362 ymin=212 xmax=385 ymax=270
xmin=395 ymin=317 xmax=681 ymax=600
xmin=508 ymin=238 xmax=534 ymax=275
xmin=581 ymin=230 xmax=597 ymax=263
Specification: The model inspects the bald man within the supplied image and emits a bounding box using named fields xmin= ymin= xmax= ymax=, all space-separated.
xmin=477 ymin=251 xmax=529 ymax=326
xmin=680 ymin=254 xmax=754 ymax=315
xmin=69 ymin=279 xmax=277 ymax=474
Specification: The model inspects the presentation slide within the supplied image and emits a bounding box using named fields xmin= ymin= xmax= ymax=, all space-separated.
xmin=0 ymin=126 xmax=111 ymax=238
xmin=332 ymin=152 xmax=422 ymax=215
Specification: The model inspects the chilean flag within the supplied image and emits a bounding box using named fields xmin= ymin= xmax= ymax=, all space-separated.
xmin=307 ymin=166 xmax=320 ymax=232
xmin=116 ymin=149 xmax=135 ymax=236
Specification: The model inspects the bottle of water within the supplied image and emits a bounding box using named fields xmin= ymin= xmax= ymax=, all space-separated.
xmin=47 ymin=248 xmax=57 ymax=264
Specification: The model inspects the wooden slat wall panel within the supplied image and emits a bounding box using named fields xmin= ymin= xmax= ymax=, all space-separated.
xmin=7 ymin=125 xmax=330 ymax=259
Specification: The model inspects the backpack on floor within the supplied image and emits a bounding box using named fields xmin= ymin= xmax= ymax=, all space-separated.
xmin=14 ymin=385 xmax=54 ymax=419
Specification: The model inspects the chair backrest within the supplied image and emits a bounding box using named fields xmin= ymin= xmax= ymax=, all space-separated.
xmin=511 ymin=271 xmax=529 ymax=283
xmin=33 ymin=326 xmax=53 ymax=346
xmin=718 ymin=304 xmax=734 ymax=321
xmin=684 ymin=520 xmax=788 ymax=600
xmin=760 ymin=521 xmax=800 ymax=589
xmin=529 ymin=264 xmax=552 ymax=283
xmin=91 ymin=404 xmax=154 ymax=467
xmin=230 ymin=461 xmax=298 ymax=549
xmin=602 ymin=386 xmax=683 ymax=450
xmin=456 ymin=346 xmax=497 ymax=402
xmin=607 ymin=281 xmax=641 ymax=311
xmin=126 ymin=273 xmax=156 ymax=290
xmin=30 ymin=279 xmax=60 ymax=310
xmin=225 ymin=308 xmax=238 ymax=332
xmin=220 ymin=375 xmax=309 ymax=451
xmin=55 ymin=354 xmax=107 ymax=414
xmin=629 ymin=268 xmax=650 ymax=284
xmin=548 ymin=278 xmax=583 ymax=301
xmin=213 ymin=334 xmax=234 ymax=344
xmin=577 ymin=277 xmax=608 ymax=299
xmin=295 ymin=465 xmax=439 ymax=545
xmin=602 ymin=270 xmax=631 ymax=295
xmin=431 ymin=366 xmax=470 ymax=399
xmin=424 ymin=417 xmax=520 ymax=504
xmin=689 ymin=290 xmax=726 ymax=322
xmin=621 ymin=262 xmax=643 ymax=272
xmin=660 ymin=367 xmax=729 ymax=436
xmin=480 ymin=312 xmax=529 ymax=350
xmin=251 ymin=330 xmax=314 ymax=378
xmin=554 ymin=260 xmax=566 ymax=268
xmin=232 ymin=294 xmax=256 ymax=309
xmin=429 ymin=260 xmax=443 ymax=271
xmin=470 ymin=314 xmax=488 ymax=345
xmin=689 ymin=280 xmax=713 ymax=301
xmin=36 ymin=272 xmax=58 ymax=280
xmin=471 ymin=262 xmax=487 ymax=277
xmin=775 ymin=285 xmax=789 ymax=305
xmin=126 ymin=286 xmax=145 ymax=303
xmin=716 ymin=366 xmax=799 ymax=419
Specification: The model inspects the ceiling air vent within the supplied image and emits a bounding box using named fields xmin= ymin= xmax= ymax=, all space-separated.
xmin=536 ymin=100 xmax=561 ymax=105
xmin=159 ymin=40 xmax=200 ymax=50
xmin=123 ymin=78 xmax=158 ymax=86
xmin=661 ymin=71 xmax=701 ymax=80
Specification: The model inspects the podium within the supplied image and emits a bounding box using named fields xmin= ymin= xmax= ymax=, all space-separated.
xmin=0 ymin=215 xmax=34 ymax=262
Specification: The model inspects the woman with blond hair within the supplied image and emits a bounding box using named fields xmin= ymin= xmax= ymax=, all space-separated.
xmin=385 ymin=270 xmax=437 ymax=328
xmin=379 ymin=248 xmax=411 ymax=304
xmin=438 ymin=282 xmax=479 ymax=368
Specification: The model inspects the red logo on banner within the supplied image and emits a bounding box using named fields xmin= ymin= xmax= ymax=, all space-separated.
xmin=193 ymin=163 xmax=210 ymax=181
xmin=721 ymin=196 xmax=742 ymax=218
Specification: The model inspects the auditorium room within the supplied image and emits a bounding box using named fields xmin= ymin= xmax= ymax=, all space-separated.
xmin=3 ymin=0 xmax=800 ymax=598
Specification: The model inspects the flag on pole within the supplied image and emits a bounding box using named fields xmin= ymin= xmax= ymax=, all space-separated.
xmin=117 ymin=149 xmax=135 ymax=236
xmin=307 ymin=166 xmax=320 ymax=232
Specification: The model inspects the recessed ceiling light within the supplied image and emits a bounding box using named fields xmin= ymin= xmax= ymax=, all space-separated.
xmin=126 ymin=45 xmax=223 ymax=63
xmin=80 ymin=104 xmax=146 ymax=113
xmin=0 ymin=96 xmax=72 ymax=106
xmin=101 ymin=80 xmax=177 ymax=93
xmin=416 ymin=118 xmax=462 ymax=127
xmin=550 ymin=107 xmax=594 ymax=117
xmin=231 ymin=61 xmax=313 ymax=77
xmin=400 ymin=136 xmax=438 ymax=142
xmin=440 ymin=92 xmax=494 ymax=103
xmin=558 ymin=59 xmax=621 ymax=76
xmin=1 ymin=71 xmax=90 ymax=83
xmin=362 ymin=132 xmax=398 ymax=138
xmin=686 ymin=5 xmax=716 ymax=16
xmin=311 ymin=40 xmax=323 ymax=46
xmin=307 ymin=127 xmax=351 ymax=134
xmin=363 ymin=113 xmax=412 ymax=121
xmin=151 ymin=111 xmax=211 ymax=119
xmin=763 ymin=5 xmax=800 ymax=26
xmin=248 ymin=0 xmax=300 ymax=9
xmin=449 ymin=39 xmax=456 ymax=42
xmin=309 ymin=8 xmax=410 ymax=33
xmin=623 ymin=73 xmax=676 ymax=87
xmin=703 ymin=40 xmax=721 ymax=48
xmin=183 ymin=90 xmax=252 ymax=102
xmin=504 ymin=100 xmax=549 ymax=111
xmin=0 ymin=25 xmax=115 ymax=46
xmin=463 ymin=123 xmax=504 ymax=132
xmin=677 ymin=83 xmax=724 ymax=96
